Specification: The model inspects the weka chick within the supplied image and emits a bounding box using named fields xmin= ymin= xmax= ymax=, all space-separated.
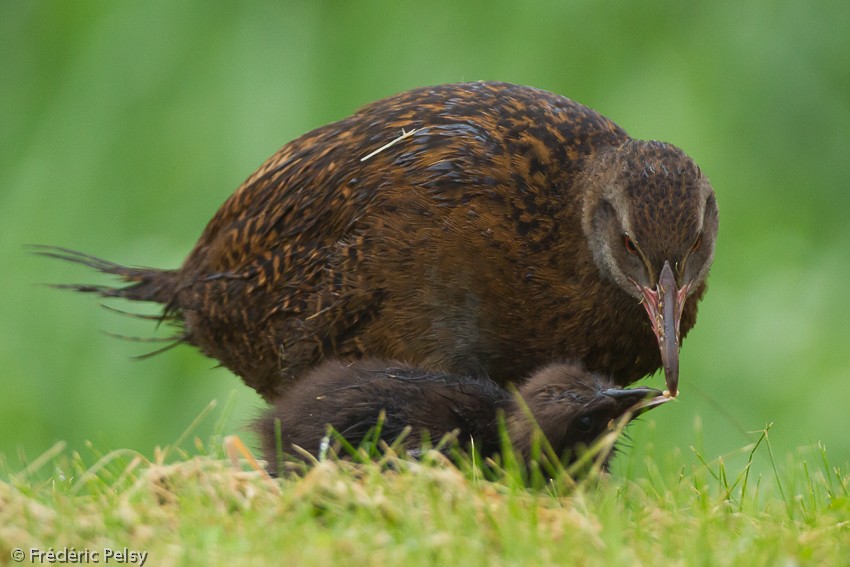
xmin=43 ymin=82 xmax=718 ymax=400
xmin=257 ymin=359 xmax=669 ymax=475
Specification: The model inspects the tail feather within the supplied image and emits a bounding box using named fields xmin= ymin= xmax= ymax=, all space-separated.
xmin=31 ymin=245 xmax=180 ymax=306
xmin=99 ymin=302 xmax=175 ymax=321
xmin=100 ymin=329 xmax=188 ymax=359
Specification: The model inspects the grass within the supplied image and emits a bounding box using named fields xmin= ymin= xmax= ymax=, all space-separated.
xmin=2 ymin=413 xmax=848 ymax=567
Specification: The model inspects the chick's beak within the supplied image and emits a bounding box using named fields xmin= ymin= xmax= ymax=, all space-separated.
xmin=637 ymin=260 xmax=689 ymax=398
xmin=601 ymin=387 xmax=672 ymax=427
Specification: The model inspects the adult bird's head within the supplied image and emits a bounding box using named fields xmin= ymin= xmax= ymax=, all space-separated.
xmin=581 ymin=140 xmax=719 ymax=397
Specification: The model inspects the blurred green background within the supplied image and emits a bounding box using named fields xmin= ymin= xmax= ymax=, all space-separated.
xmin=2 ymin=1 xmax=849 ymax=477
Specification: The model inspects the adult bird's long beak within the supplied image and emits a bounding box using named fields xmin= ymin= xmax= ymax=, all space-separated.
xmin=636 ymin=261 xmax=690 ymax=398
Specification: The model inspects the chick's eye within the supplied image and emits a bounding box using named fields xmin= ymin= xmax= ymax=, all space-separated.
xmin=575 ymin=415 xmax=595 ymax=433
xmin=624 ymin=234 xmax=638 ymax=255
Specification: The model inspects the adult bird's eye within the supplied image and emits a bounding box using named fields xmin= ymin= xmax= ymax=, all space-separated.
xmin=624 ymin=234 xmax=638 ymax=255
xmin=575 ymin=415 xmax=595 ymax=433
xmin=691 ymin=233 xmax=703 ymax=253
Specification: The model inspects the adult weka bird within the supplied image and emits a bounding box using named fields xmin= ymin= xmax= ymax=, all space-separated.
xmin=43 ymin=82 xmax=718 ymax=400
xmin=257 ymin=359 xmax=670 ymax=475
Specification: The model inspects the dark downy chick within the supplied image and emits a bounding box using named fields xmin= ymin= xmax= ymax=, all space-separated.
xmin=257 ymin=359 xmax=669 ymax=476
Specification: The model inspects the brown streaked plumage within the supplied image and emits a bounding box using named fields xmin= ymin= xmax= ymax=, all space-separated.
xmin=41 ymin=82 xmax=718 ymax=400
xmin=257 ymin=359 xmax=669 ymax=475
